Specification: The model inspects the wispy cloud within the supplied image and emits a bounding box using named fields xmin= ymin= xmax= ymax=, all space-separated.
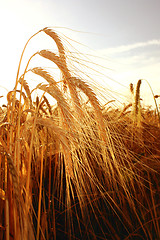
xmin=99 ymin=39 xmax=160 ymax=55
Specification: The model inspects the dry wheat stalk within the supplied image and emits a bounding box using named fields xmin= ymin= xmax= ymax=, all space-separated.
xmin=133 ymin=79 xmax=142 ymax=122
xmin=35 ymin=117 xmax=74 ymax=177
xmin=35 ymin=83 xmax=75 ymax=131
xmin=19 ymin=77 xmax=32 ymax=106
xmin=0 ymin=146 xmax=34 ymax=239
xmin=70 ymin=76 xmax=107 ymax=141
xmin=31 ymin=67 xmax=57 ymax=85
xmin=38 ymin=51 xmax=107 ymax=141
xmin=43 ymin=28 xmax=69 ymax=90
xmin=38 ymin=50 xmax=82 ymax=115
xmin=38 ymin=100 xmax=48 ymax=115
xmin=39 ymin=50 xmax=69 ymax=75
xmin=43 ymin=28 xmax=66 ymax=61
xmin=43 ymin=95 xmax=52 ymax=115
xmin=130 ymin=83 xmax=134 ymax=95
xmin=118 ymin=103 xmax=132 ymax=118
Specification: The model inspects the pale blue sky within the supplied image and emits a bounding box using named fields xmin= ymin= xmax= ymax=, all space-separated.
xmin=0 ymin=0 xmax=160 ymax=106
xmin=32 ymin=0 xmax=160 ymax=47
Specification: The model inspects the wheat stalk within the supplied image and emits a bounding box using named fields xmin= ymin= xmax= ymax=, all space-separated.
xmin=43 ymin=27 xmax=70 ymax=92
xmin=43 ymin=28 xmax=66 ymax=61
xmin=130 ymin=83 xmax=134 ymax=95
xmin=43 ymin=95 xmax=52 ymax=115
xmin=38 ymin=50 xmax=82 ymax=114
xmin=133 ymin=79 xmax=142 ymax=124
xmin=38 ymin=50 xmax=107 ymax=141
xmin=35 ymin=117 xmax=74 ymax=177
xmin=34 ymin=84 xmax=75 ymax=130
xmin=19 ymin=77 xmax=32 ymax=106
xmin=0 ymin=136 xmax=34 ymax=239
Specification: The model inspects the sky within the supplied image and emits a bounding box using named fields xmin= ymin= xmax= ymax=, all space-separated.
xmin=0 ymin=0 xmax=160 ymax=107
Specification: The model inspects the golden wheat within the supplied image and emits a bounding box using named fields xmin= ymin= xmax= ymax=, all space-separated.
xmin=0 ymin=27 xmax=159 ymax=240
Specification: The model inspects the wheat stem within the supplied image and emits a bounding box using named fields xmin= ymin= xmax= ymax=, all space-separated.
xmin=36 ymin=146 xmax=44 ymax=240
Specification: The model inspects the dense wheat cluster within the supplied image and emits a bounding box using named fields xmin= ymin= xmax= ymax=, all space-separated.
xmin=0 ymin=28 xmax=160 ymax=240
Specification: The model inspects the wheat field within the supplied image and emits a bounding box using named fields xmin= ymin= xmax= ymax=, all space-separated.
xmin=0 ymin=28 xmax=160 ymax=240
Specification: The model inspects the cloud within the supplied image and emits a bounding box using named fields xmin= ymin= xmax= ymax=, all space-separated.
xmin=98 ymin=39 xmax=160 ymax=55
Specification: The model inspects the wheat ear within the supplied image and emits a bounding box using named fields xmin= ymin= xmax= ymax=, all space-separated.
xmin=38 ymin=50 xmax=82 ymax=116
xmin=19 ymin=77 xmax=32 ymax=106
xmin=35 ymin=117 xmax=74 ymax=177
xmin=38 ymin=50 xmax=107 ymax=140
xmin=43 ymin=28 xmax=69 ymax=91
xmin=70 ymin=76 xmax=107 ymax=141
xmin=43 ymin=95 xmax=52 ymax=115
xmin=31 ymin=68 xmax=75 ymax=130
xmin=43 ymin=28 xmax=66 ymax=61
xmin=134 ymin=79 xmax=141 ymax=119
xmin=130 ymin=83 xmax=134 ymax=95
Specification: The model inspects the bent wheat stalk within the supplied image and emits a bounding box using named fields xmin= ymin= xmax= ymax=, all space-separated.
xmin=43 ymin=28 xmax=66 ymax=62
xmin=38 ymin=50 xmax=82 ymax=114
xmin=38 ymin=50 xmax=107 ymax=141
